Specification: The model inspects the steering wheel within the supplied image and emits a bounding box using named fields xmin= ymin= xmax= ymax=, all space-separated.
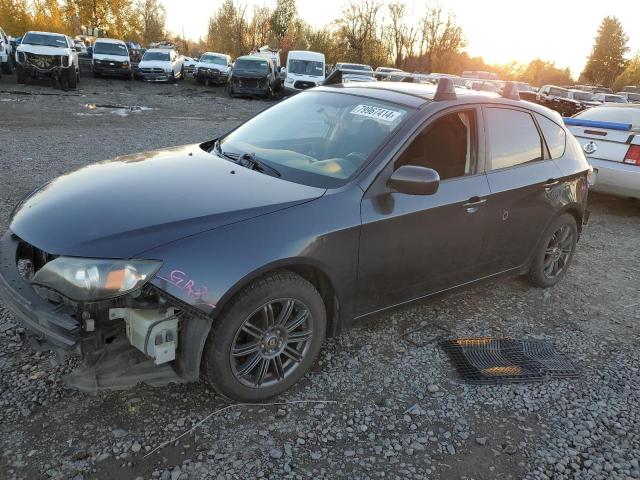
xmin=345 ymin=151 xmax=367 ymax=167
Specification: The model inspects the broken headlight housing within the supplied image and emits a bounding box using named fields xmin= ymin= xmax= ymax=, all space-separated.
xmin=31 ymin=257 xmax=162 ymax=301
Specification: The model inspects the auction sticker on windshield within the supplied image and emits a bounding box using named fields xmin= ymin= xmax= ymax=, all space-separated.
xmin=350 ymin=104 xmax=402 ymax=122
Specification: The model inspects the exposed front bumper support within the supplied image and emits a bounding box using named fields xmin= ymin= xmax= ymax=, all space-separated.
xmin=0 ymin=231 xmax=80 ymax=349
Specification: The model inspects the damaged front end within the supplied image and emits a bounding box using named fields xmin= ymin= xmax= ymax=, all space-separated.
xmin=0 ymin=231 xmax=206 ymax=391
xmin=16 ymin=51 xmax=72 ymax=77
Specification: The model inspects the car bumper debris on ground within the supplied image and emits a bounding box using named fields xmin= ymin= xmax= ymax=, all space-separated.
xmin=0 ymin=75 xmax=639 ymax=480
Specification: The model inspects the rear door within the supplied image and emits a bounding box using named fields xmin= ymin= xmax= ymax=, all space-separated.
xmin=480 ymin=106 xmax=565 ymax=273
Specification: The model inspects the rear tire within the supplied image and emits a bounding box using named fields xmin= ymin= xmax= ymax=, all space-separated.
xmin=528 ymin=213 xmax=578 ymax=288
xmin=202 ymin=271 xmax=326 ymax=402
xmin=67 ymin=68 xmax=77 ymax=89
xmin=16 ymin=64 xmax=27 ymax=84
xmin=1 ymin=59 xmax=13 ymax=74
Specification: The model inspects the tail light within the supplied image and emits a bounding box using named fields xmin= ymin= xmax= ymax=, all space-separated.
xmin=623 ymin=145 xmax=640 ymax=165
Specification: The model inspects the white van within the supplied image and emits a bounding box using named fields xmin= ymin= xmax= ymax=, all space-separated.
xmin=92 ymin=38 xmax=132 ymax=79
xmin=283 ymin=50 xmax=325 ymax=94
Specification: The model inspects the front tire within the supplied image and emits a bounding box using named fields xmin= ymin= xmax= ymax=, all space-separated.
xmin=203 ymin=271 xmax=326 ymax=402
xmin=528 ymin=213 xmax=578 ymax=288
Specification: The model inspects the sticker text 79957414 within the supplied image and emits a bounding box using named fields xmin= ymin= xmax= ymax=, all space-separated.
xmin=350 ymin=104 xmax=402 ymax=122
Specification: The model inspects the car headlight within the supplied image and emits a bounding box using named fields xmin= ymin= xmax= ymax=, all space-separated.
xmin=31 ymin=257 xmax=162 ymax=301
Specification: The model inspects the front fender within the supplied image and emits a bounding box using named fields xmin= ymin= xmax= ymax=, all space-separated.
xmin=146 ymin=190 xmax=361 ymax=316
xmin=141 ymin=188 xmax=362 ymax=377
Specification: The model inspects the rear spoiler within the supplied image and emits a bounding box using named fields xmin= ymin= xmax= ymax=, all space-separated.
xmin=563 ymin=118 xmax=632 ymax=132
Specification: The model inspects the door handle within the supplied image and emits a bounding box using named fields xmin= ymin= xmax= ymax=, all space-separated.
xmin=544 ymin=179 xmax=560 ymax=191
xmin=463 ymin=197 xmax=486 ymax=213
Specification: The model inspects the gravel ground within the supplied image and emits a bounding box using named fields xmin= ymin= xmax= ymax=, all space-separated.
xmin=0 ymin=74 xmax=639 ymax=480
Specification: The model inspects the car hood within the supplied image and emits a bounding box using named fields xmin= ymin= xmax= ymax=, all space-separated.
xmin=287 ymin=73 xmax=322 ymax=84
xmin=94 ymin=53 xmax=129 ymax=62
xmin=17 ymin=44 xmax=69 ymax=56
xmin=10 ymin=144 xmax=326 ymax=259
xmin=197 ymin=63 xmax=229 ymax=71
xmin=232 ymin=72 xmax=269 ymax=79
xmin=138 ymin=60 xmax=170 ymax=69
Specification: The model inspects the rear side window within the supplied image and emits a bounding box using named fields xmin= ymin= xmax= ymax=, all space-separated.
xmin=486 ymin=108 xmax=543 ymax=170
xmin=536 ymin=114 xmax=566 ymax=159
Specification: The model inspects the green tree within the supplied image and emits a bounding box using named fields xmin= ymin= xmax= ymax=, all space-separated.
xmin=336 ymin=0 xmax=386 ymax=65
xmin=521 ymin=59 xmax=572 ymax=87
xmin=270 ymin=0 xmax=296 ymax=48
xmin=206 ymin=0 xmax=247 ymax=58
xmin=0 ymin=0 xmax=34 ymax=36
xmin=135 ymin=0 xmax=166 ymax=44
xmin=613 ymin=52 xmax=640 ymax=91
xmin=580 ymin=16 xmax=628 ymax=87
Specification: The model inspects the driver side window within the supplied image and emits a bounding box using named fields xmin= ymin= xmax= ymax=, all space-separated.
xmin=395 ymin=110 xmax=477 ymax=181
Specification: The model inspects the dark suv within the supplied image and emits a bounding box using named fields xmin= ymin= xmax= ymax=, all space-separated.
xmin=228 ymin=55 xmax=280 ymax=98
xmin=0 ymin=80 xmax=591 ymax=402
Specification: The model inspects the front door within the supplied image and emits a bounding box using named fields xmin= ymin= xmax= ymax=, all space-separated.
xmin=356 ymin=108 xmax=491 ymax=316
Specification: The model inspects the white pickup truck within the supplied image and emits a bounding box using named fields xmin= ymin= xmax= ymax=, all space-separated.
xmin=137 ymin=48 xmax=184 ymax=82
xmin=565 ymin=104 xmax=640 ymax=200
xmin=15 ymin=31 xmax=80 ymax=88
xmin=0 ymin=26 xmax=13 ymax=74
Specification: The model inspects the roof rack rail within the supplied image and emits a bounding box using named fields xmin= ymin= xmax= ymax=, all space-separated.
xmin=433 ymin=77 xmax=456 ymax=101
xmin=501 ymin=81 xmax=520 ymax=100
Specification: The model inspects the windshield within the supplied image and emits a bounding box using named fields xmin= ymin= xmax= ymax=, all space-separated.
xmin=22 ymin=33 xmax=67 ymax=48
xmin=216 ymin=91 xmax=412 ymax=188
xmin=235 ymin=58 xmax=268 ymax=73
xmin=626 ymin=93 xmax=640 ymax=102
xmin=288 ymin=59 xmax=324 ymax=77
xmin=549 ymin=87 xmax=569 ymax=98
xmin=201 ymin=55 xmax=227 ymax=65
xmin=572 ymin=91 xmax=594 ymax=101
xmin=575 ymin=107 xmax=640 ymax=129
xmin=94 ymin=42 xmax=128 ymax=56
xmin=142 ymin=51 xmax=169 ymax=61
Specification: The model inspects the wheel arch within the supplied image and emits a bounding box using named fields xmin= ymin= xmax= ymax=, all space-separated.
xmin=177 ymin=258 xmax=342 ymax=383
xmin=213 ymin=258 xmax=342 ymax=338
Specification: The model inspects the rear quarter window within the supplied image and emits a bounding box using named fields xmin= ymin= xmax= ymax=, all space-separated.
xmin=535 ymin=114 xmax=566 ymax=159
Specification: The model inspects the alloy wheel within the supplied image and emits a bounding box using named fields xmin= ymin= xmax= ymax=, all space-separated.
xmin=230 ymin=299 xmax=313 ymax=388
xmin=543 ymin=224 xmax=574 ymax=278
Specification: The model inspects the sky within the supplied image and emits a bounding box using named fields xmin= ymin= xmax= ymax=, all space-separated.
xmin=163 ymin=0 xmax=640 ymax=77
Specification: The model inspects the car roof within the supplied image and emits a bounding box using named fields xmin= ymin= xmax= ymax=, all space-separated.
xmin=314 ymin=82 xmax=563 ymax=119
xmin=25 ymin=31 xmax=65 ymax=37
xmin=238 ymin=55 xmax=270 ymax=62
xmin=590 ymin=103 xmax=640 ymax=109
xmin=202 ymin=52 xmax=227 ymax=57
xmin=145 ymin=48 xmax=173 ymax=53
xmin=288 ymin=50 xmax=324 ymax=59
xmin=95 ymin=38 xmax=126 ymax=45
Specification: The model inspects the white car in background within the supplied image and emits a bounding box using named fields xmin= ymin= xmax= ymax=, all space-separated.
xmin=593 ymin=93 xmax=628 ymax=104
xmin=137 ymin=48 xmax=184 ymax=82
xmin=0 ymin=26 xmax=13 ymax=74
xmin=194 ymin=52 xmax=231 ymax=85
xmin=92 ymin=38 xmax=132 ymax=79
xmin=183 ymin=56 xmax=198 ymax=75
xmin=616 ymin=92 xmax=640 ymax=104
xmin=283 ymin=50 xmax=325 ymax=94
xmin=565 ymin=105 xmax=640 ymax=199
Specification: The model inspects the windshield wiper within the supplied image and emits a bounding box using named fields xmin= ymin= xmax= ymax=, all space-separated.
xmin=211 ymin=141 xmax=280 ymax=178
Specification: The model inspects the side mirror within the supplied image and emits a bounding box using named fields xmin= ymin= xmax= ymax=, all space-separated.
xmin=74 ymin=46 xmax=82 ymax=52
xmin=387 ymin=165 xmax=440 ymax=195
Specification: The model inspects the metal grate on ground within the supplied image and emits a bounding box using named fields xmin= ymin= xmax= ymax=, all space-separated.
xmin=440 ymin=337 xmax=579 ymax=384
